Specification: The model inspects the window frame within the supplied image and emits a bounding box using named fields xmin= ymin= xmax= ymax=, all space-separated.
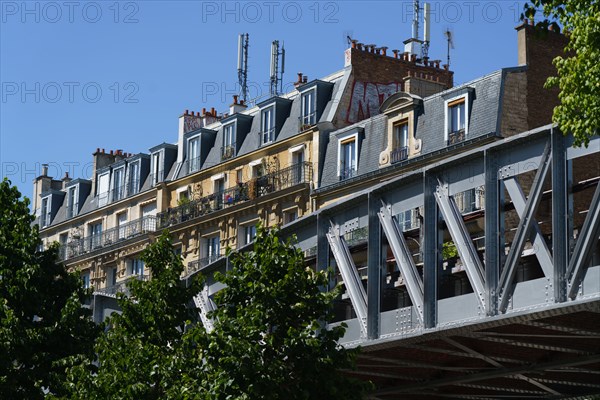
xmin=127 ymin=160 xmax=141 ymax=196
xmin=444 ymin=94 xmax=469 ymax=142
xmin=187 ymin=134 xmax=201 ymax=173
xmin=111 ymin=166 xmax=125 ymax=202
xmin=67 ymin=185 xmax=78 ymax=219
xmin=40 ymin=196 xmax=51 ymax=228
xmin=151 ymin=150 xmax=163 ymax=185
xmin=300 ymin=88 xmax=316 ymax=127
xmin=337 ymin=131 xmax=359 ymax=180
xmin=261 ymin=106 xmax=275 ymax=145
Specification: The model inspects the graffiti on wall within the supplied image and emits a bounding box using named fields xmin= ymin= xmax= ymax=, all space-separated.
xmin=183 ymin=115 xmax=204 ymax=134
xmin=343 ymin=81 xmax=403 ymax=124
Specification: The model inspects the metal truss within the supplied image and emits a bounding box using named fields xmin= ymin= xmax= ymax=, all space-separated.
xmin=193 ymin=285 xmax=216 ymax=332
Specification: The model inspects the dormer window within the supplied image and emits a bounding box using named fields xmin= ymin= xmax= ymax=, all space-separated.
xmin=112 ymin=167 xmax=125 ymax=202
xmin=261 ymin=106 xmax=275 ymax=145
xmin=97 ymin=171 xmax=110 ymax=207
xmin=338 ymin=133 xmax=358 ymax=181
xmin=187 ymin=136 xmax=200 ymax=173
xmin=392 ymin=121 xmax=409 ymax=163
xmin=67 ymin=186 xmax=77 ymax=218
xmin=222 ymin=123 xmax=235 ymax=160
xmin=127 ymin=160 xmax=140 ymax=196
xmin=300 ymin=89 xmax=316 ymax=129
xmin=151 ymin=152 xmax=163 ymax=185
xmin=445 ymin=95 xmax=468 ymax=144
xmin=41 ymin=196 xmax=50 ymax=227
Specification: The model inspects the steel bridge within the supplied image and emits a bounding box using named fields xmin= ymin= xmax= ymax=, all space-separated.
xmin=197 ymin=125 xmax=600 ymax=398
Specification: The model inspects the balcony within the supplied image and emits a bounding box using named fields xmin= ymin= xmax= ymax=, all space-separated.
xmin=448 ymin=129 xmax=465 ymax=145
xmin=339 ymin=165 xmax=357 ymax=181
xmin=97 ymin=179 xmax=141 ymax=206
xmin=157 ymin=162 xmax=312 ymax=230
xmin=59 ymin=216 xmax=157 ymax=261
xmin=390 ymin=146 xmax=408 ymax=164
xmin=185 ymin=254 xmax=222 ymax=278
xmin=298 ymin=112 xmax=317 ymax=132
xmin=221 ymin=144 xmax=236 ymax=161
xmin=94 ymin=274 xmax=149 ymax=297
xmin=260 ymin=128 xmax=275 ymax=145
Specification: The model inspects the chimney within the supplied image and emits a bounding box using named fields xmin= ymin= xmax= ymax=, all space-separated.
xmin=295 ymin=72 xmax=304 ymax=87
xmin=230 ymin=95 xmax=247 ymax=115
xmin=91 ymin=148 xmax=116 ymax=196
xmin=178 ymin=110 xmax=204 ymax=164
xmin=42 ymin=163 xmax=48 ymax=176
xmin=62 ymin=171 xmax=72 ymax=189
xmin=403 ymin=74 xmax=448 ymax=98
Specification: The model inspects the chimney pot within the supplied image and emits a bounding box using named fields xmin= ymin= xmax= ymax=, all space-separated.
xmin=202 ymin=107 xmax=206 ymax=115
xmin=351 ymin=39 xmax=357 ymax=49
xmin=392 ymin=49 xmax=399 ymax=58
xmin=233 ymin=95 xmax=238 ymax=104
xmin=381 ymin=46 xmax=388 ymax=56
xmin=297 ymin=72 xmax=303 ymax=83
xmin=357 ymin=43 xmax=363 ymax=50
xmin=110 ymin=150 xmax=113 ymax=155
xmin=211 ymin=107 xmax=215 ymax=116
xmin=42 ymin=164 xmax=48 ymax=176
xmin=185 ymin=109 xmax=189 ymax=115
xmin=102 ymin=148 xmax=105 ymax=153
xmin=303 ymin=76 xmax=307 ymax=83
xmin=240 ymin=99 xmax=245 ymax=105
xmin=96 ymin=147 xmax=100 ymax=153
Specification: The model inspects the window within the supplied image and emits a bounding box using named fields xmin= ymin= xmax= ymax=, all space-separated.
xmin=252 ymin=164 xmax=264 ymax=178
xmin=206 ymin=235 xmax=220 ymax=262
xmin=97 ymin=172 xmax=110 ymax=207
xmin=222 ymin=123 xmax=235 ymax=160
xmin=59 ymin=233 xmax=68 ymax=259
xmin=242 ymin=224 xmax=257 ymax=246
xmin=291 ymin=150 xmax=305 ymax=184
xmin=41 ymin=196 xmax=50 ymax=227
xmin=339 ymin=137 xmax=357 ymax=180
xmin=117 ymin=212 xmax=127 ymax=240
xmin=261 ymin=107 xmax=275 ymax=144
xmin=129 ymin=258 xmax=144 ymax=276
xmin=152 ymin=152 xmax=162 ymax=185
xmin=236 ymin=169 xmax=243 ymax=183
xmin=112 ymin=167 xmax=125 ymax=202
xmin=128 ymin=161 xmax=140 ymax=196
xmin=301 ymin=90 xmax=316 ymax=128
xmin=284 ymin=209 xmax=297 ymax=224
xmin=397 ymin=209 xmax=420 ymax=232
xmin=108 ymin=266 xmax=118 ymax=287
xmin=67 ymin=186 xmax=77 ymax=218
xmin=392 ymin=122 xmax=409 ymax=163
xmin=187 ymin=137 xmax=200 ymax=173
xmin=214 ymin=178 xmax=225 ymax=209
xmin=446 ymin=97 xmax=466 ymax=144
xmin=89 ymin=222 xmax=103 ymax=250
xmin=82 ymin=271 xmax=91 ymax=289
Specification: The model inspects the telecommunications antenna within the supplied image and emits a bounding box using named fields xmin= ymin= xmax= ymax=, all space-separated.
xmin=444 ymin=28 xmax=455 ymax=68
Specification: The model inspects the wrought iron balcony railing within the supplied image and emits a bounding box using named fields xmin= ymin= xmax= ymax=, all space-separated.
xmin=93 ymin=274 xmax=149 ymax=297
xmin=448 ymin=129 xmax=465 ymax=145
xmin=185 ymin=254 xmax=222 ymax=277
xmin=390 ymin=146 xmax=409 ymax=164
xmin=157 ymin=162 xmax=312 ymax=230
xmin=221 ymin=144 xmax=236 ymax=161
xmin=59 ymin=216 xmax=156 ymax=261
xmin=339 ymin=165 xmax=357 ymax=181
xmin=299 ymin=111 xmax=317 ymax=131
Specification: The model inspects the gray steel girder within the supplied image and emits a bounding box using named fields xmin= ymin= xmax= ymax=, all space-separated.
xmin=326 ymin=223 xmax=368 ymax=333
xmin=567 ymin=180 xmax=600 ymax=299
xmin=499 ymin=140 xmax=552 ymax=313
xmin=504 ymin=177 xmax=554 ymax=277
xmin=378 ymin=203 xmax=424 ymax=323
xmin=193 ymin=285 xmax=216 ymax=332
xmin=434 ymin=185 xmax=486 ymax=310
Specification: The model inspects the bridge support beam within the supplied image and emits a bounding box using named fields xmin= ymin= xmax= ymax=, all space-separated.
xmin=552 ymin=128 xmax=569 ymax=302
xmin=326 ymin=222 xmax=368 ymax=334
xmin=193 ymin=285 xmax=216 ymax=332
xmin=367 ymin=193 xmax=382 ymax=340
xmin=484 ymin=149 xmax=501 ymax=316
xmin=499 ymin=140 xmax=552 ymax=313
xmin=378 ymin=202 xmax=424 ymax=324
xmin=567 ymin=179 xmax=600 ymax=299
xmin=423 ymin=172 xmax=439 ymax=328
xmin=435 ymin=183 xmax=486 ymax=311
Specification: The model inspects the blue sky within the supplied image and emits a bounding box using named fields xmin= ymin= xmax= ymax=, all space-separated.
xmin=1 ymin=0 xmax=529 ymax=201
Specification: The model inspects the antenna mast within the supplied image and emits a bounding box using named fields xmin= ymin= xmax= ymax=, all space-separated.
xmin=237 ymin=33 xmax=249 ymax=102
xmin=422 ymin=3 xmax=431 ymax=59
xmin=269 ymin=40 xmax=285 ymax=96
xmin=444 ymin=28 xmax=454 ymax=68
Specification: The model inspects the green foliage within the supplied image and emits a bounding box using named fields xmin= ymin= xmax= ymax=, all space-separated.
xmin=198 ymin=225 xmax=370 ymax=400
xmin=442 ymin=241 xmax=458 ymax=260
xmin=68 ymin=231 xmax=204 ymax=399
xmin=0 ymin=179 xmax=99 ymax=399
xmin=523 ymin=0 xmax=600 ymax=147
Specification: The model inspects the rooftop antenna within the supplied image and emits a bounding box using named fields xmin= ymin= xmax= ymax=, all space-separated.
xmin=269 ymin=40 xmax=285 ymax=96
xmin=237 ymin=33 xmax=249 ymax=102
xmin=444 ymin=28 xmax=454 ymax=68
xmin=422 ymin=3 xmax=431 ymax=59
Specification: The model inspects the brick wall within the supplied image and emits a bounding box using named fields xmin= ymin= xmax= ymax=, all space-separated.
xmin=334 ymin=47 xmax=454 ymax=126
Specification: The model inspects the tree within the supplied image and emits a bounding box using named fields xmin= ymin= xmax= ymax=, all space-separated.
xmin=523 ymin=0 xmax=600 ymax=147
xmin=0 ymin=179 xmax=99 ymax=399
xmin=68 ymin=231 xmax=204 ymax=399
xmin=197 ymin=225 xmax=371 ymax=400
